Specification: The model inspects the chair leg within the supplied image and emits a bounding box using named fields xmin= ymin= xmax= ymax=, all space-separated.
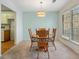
xmin=37 ymin=51 xmax=39 ymax=59
xmin=30 ymin=42 xmax=32 ymax=51
xmin=52 ymin=42 xmax=56 ymax=50
xmin=48 ymin=48 xmax=50 ymax=59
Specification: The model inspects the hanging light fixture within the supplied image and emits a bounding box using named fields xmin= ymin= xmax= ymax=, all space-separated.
xmin=52 ymin=0 xmax=56 ymax=3
xmin=37 ymin=1 xmax=46 ymax=17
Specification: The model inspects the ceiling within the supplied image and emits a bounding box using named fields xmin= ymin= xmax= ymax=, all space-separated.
xmin=11 ymin=0 xmax=70 ymax=12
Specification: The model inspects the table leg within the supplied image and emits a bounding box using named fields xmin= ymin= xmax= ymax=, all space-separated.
xmin=37 ymin=51 xmax=39 ymax=59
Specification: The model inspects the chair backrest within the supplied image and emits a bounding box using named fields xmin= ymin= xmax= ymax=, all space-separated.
xmin=28 ymin=28 xmax=32 ymax=40
xmin=53 ymin=28 xmax=56 ymax=41
xmin=36 ymin=28 xmax=49 ymax=37
xmin=47 ymin=28 xmax=50 ymax=38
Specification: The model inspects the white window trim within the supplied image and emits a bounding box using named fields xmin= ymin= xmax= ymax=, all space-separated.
xmin=62 ymin=35 xmax=70 ymax=40
xmin=62 ymin=35 xmax=79 ymax=46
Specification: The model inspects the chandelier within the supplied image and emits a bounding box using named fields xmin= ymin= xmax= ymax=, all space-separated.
xmin=37 ymin=1 xmax=46 ymax=17
xmin=37 ymin=0 xmax=56 ymax=17
xmin=37 ymin=10 xmax=45 ymax=17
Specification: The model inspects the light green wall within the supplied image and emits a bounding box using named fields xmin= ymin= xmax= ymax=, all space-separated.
xmin=23 ymin=12 xmax=59 ymax=40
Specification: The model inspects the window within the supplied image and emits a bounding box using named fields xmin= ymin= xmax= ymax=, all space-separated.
xmin=73 ymin=7 xmax=79 ymax=43
xmin=62 ymin=12 xmax=72 ymax=39
xmin=62 ymin=5 xmax=79 ymax=43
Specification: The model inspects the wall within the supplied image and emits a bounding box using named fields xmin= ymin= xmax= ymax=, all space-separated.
xmin=1 ymin=11 xmax=15 ymax=24
xmin=23 ymin=12 xmax=59 ymax=40
xmin=59 ymin=0 xmax=79 ymax=55
xmin=1 ymin=11 xmax=16 ymax=41
xmin=16 ymin=12 xmax=23 ymax=44
xmin=0 ymin=0 xmax=23 ymax=44
xmin=0 ymin=0 xmax=23 ymax=56
xmin=0 ymin=3 xmax=1 ymax=56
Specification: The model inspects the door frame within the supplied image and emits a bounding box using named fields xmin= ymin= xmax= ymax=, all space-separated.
xmin=0 ymin=4 xmax=16 ymax=54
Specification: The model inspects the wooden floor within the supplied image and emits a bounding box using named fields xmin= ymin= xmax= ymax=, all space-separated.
xmin=1 ymin=40 xmax=14 ymax=54
xmin=1 ymin=40 xmax=79 ymax=59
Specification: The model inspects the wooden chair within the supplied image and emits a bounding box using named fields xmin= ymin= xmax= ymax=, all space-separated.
xmin=28 ymin=28 xmax=38 ymax=51
xmin=49 ymin=28 xmax=56 ymax=50
xmin=36 ymin=28 xmax=50 ymax=59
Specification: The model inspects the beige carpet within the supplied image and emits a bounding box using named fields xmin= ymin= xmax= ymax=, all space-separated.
xmin=1 ymin=40 xmax=79 ymax=59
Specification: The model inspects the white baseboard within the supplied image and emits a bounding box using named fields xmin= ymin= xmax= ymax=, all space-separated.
xmin=59 ymin=38 xmax=79 ymax=55
xmin=0 ymin=54 xmax=2 ymax=57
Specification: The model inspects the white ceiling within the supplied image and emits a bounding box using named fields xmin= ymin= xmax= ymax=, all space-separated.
xmin=11 ymin=0 xmax=70 ymax=12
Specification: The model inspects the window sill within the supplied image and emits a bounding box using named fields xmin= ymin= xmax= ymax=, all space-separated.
xmin=70 ymin=40 xmax=79 ymax=46
xmin=61 ymin=35 xmax=70 ymax=40
xmin=61 ymin=35 xmax=79 ymax=46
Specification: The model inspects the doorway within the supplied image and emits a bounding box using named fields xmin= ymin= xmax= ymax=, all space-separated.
xmin=1 ymin=4 xmax=16 ymax=54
